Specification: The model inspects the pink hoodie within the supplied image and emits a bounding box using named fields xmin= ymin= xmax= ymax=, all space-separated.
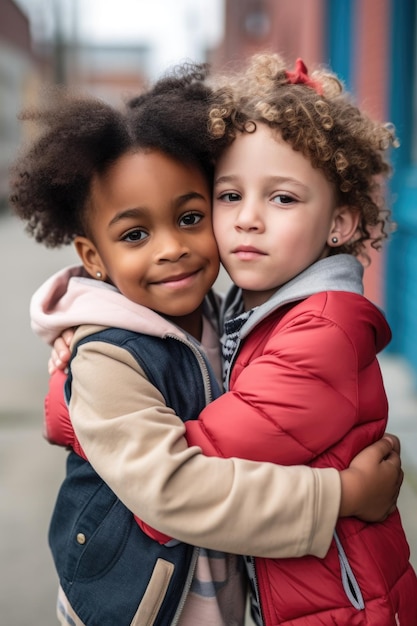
xmin=30 ymin=265 xmax=187 ymax=346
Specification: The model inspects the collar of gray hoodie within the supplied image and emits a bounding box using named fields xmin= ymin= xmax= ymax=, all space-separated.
xmin=221 ymin=254 xmax=365 ymax=341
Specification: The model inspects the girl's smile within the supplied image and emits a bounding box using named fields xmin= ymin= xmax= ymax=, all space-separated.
xmin=151 ymin=269 xmax=204 ymax=289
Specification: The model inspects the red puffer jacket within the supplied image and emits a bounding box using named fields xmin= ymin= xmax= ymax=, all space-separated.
xmin=186 ymin=291 xmax=417 ymax=625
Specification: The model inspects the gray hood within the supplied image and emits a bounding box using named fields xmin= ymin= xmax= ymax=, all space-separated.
xmin=222 ymin=254 xmax=364 ymax=341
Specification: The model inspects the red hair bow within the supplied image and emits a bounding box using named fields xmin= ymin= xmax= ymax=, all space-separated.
xmin=285 ymin=58 xmax=323 ymax=95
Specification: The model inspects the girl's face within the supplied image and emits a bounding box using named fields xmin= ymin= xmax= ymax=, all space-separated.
xmin=77 ymin=150 xmax=219 ymax=337
xmin=213 ymin=123 xmax=343 ymax=310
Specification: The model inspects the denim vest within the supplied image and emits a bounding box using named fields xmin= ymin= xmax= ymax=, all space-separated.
xmin=49 ymin=327 xmax=222 ymax=626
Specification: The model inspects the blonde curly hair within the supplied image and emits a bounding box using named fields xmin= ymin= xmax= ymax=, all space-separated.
xmin=209 ymin=53 xmax=398 ymax=258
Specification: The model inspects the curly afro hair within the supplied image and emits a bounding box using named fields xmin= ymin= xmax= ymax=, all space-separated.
xmin=9 ymin=63 xmax=219 ymax=248
xmin=208 ymin=53 xmax=399 ymax=258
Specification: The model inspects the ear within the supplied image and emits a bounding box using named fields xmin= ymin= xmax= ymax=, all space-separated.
xmin=327 ymin=206 xmax=360 ymax=248
xmin=74 ymin=236 xmax=107 ymax=281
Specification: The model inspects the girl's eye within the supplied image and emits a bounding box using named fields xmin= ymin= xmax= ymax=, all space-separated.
xmin=179 ymin=212 xmax=203 ymax=227
xmin=272 ymin=194 xmax=296 ymax=205
xmin=122 ymin=229 xmax=148 ymax=243
xmin=218 ymin=192 xmax=241 ymax=202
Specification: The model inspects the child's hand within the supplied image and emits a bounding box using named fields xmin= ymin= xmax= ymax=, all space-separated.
xmin=48 ymin=328 xmax=75 ymax=374
xmin=339 ymin=434 xmax=403 ymax=521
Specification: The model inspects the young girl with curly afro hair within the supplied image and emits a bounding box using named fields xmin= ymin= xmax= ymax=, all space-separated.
xmin=182 ymin=53 xmax=417 ymax=625
xmin=12 ymin=59 xmax=405 ymax=626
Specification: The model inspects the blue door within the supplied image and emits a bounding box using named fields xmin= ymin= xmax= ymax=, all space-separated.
xmin=385 ymin=1 xmax=417 ymax=384
xmin=327 ymin=0 xmax=417 ymax=387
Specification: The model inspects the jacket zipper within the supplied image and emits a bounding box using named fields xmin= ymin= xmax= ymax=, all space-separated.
xmin=166 ymin=334 xmax=213 ymax=406
xmin=222 ymin=319 xmax=266 ymax=624
xmin=171 ymin=546 xmax=200 ymax=626
xmin=246 ymin=556 xmax=265 ymax=626
xmin=166 ymin=334 xmax=213 ymax=624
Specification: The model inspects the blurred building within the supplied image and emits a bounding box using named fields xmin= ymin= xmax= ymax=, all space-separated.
xmin=1 ymin=0 xmax=150 ymax=204
xmin=0 ymin=0 xmax=43 ymax=205
xmin=213 ymin=0 xmax=325 ymax=67
xmin=16 ymin=0 xmax=150 ymax=106
xmin=213 ymin=0 xmax=417 ymax=388
xmin=47 ymin=41 xmax=150 ymax=106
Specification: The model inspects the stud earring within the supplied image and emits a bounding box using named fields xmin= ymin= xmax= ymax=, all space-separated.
xmin=331 ymin=237 xmax=338 ymax=244
xmin=96 ymin=271 xmax=102 ymax=279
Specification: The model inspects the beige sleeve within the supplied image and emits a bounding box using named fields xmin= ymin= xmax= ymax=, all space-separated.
xmin=70 ymin=335 xmax=340 ymax=559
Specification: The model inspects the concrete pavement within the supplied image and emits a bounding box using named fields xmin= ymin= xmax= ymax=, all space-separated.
xmin=0 ymin=212 xmax=77 ymax=625
xmin=0 ymin=212 xmax=416 ymax=624
xmin=379 ymin=353 xmax=417 ymax=567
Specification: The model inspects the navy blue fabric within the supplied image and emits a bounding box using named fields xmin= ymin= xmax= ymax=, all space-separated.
xmin=49 ymin=328 xmax=222 ymax=626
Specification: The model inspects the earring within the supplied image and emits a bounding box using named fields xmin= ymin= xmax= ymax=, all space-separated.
xmin=96 ymin=271 xmax=102 ymax=279
xmin=331 ymin=237 xmax=338 ymax=245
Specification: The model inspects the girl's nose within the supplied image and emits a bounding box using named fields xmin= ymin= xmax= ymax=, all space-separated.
xmin=235 ymin=201 xmax=264 ymax=232
xmin=156 ymin=231 xmax=189 ymax=262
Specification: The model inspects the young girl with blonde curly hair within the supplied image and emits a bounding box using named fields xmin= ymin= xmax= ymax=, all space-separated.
xmin=181 ymin=53 xmax=417 ymax=625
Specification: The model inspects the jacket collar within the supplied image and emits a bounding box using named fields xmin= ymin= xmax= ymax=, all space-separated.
xmin=222 ymin=255 xmax=364 ymax=341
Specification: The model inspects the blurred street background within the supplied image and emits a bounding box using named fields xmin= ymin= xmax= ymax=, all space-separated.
xmin=1 ymin=0 xmax=417 ymax=623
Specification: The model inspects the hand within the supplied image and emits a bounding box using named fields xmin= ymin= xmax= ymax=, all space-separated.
xmin=48 ymin=328 xmax=75 ymax=374
xmin=339 ymin=434 xmax=403 ymax=522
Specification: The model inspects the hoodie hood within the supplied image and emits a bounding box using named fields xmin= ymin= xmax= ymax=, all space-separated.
xmin=222 ymin=254 xmax=366 ymax=340
xmin=30 ymin=265 xmax=187 ymax=345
